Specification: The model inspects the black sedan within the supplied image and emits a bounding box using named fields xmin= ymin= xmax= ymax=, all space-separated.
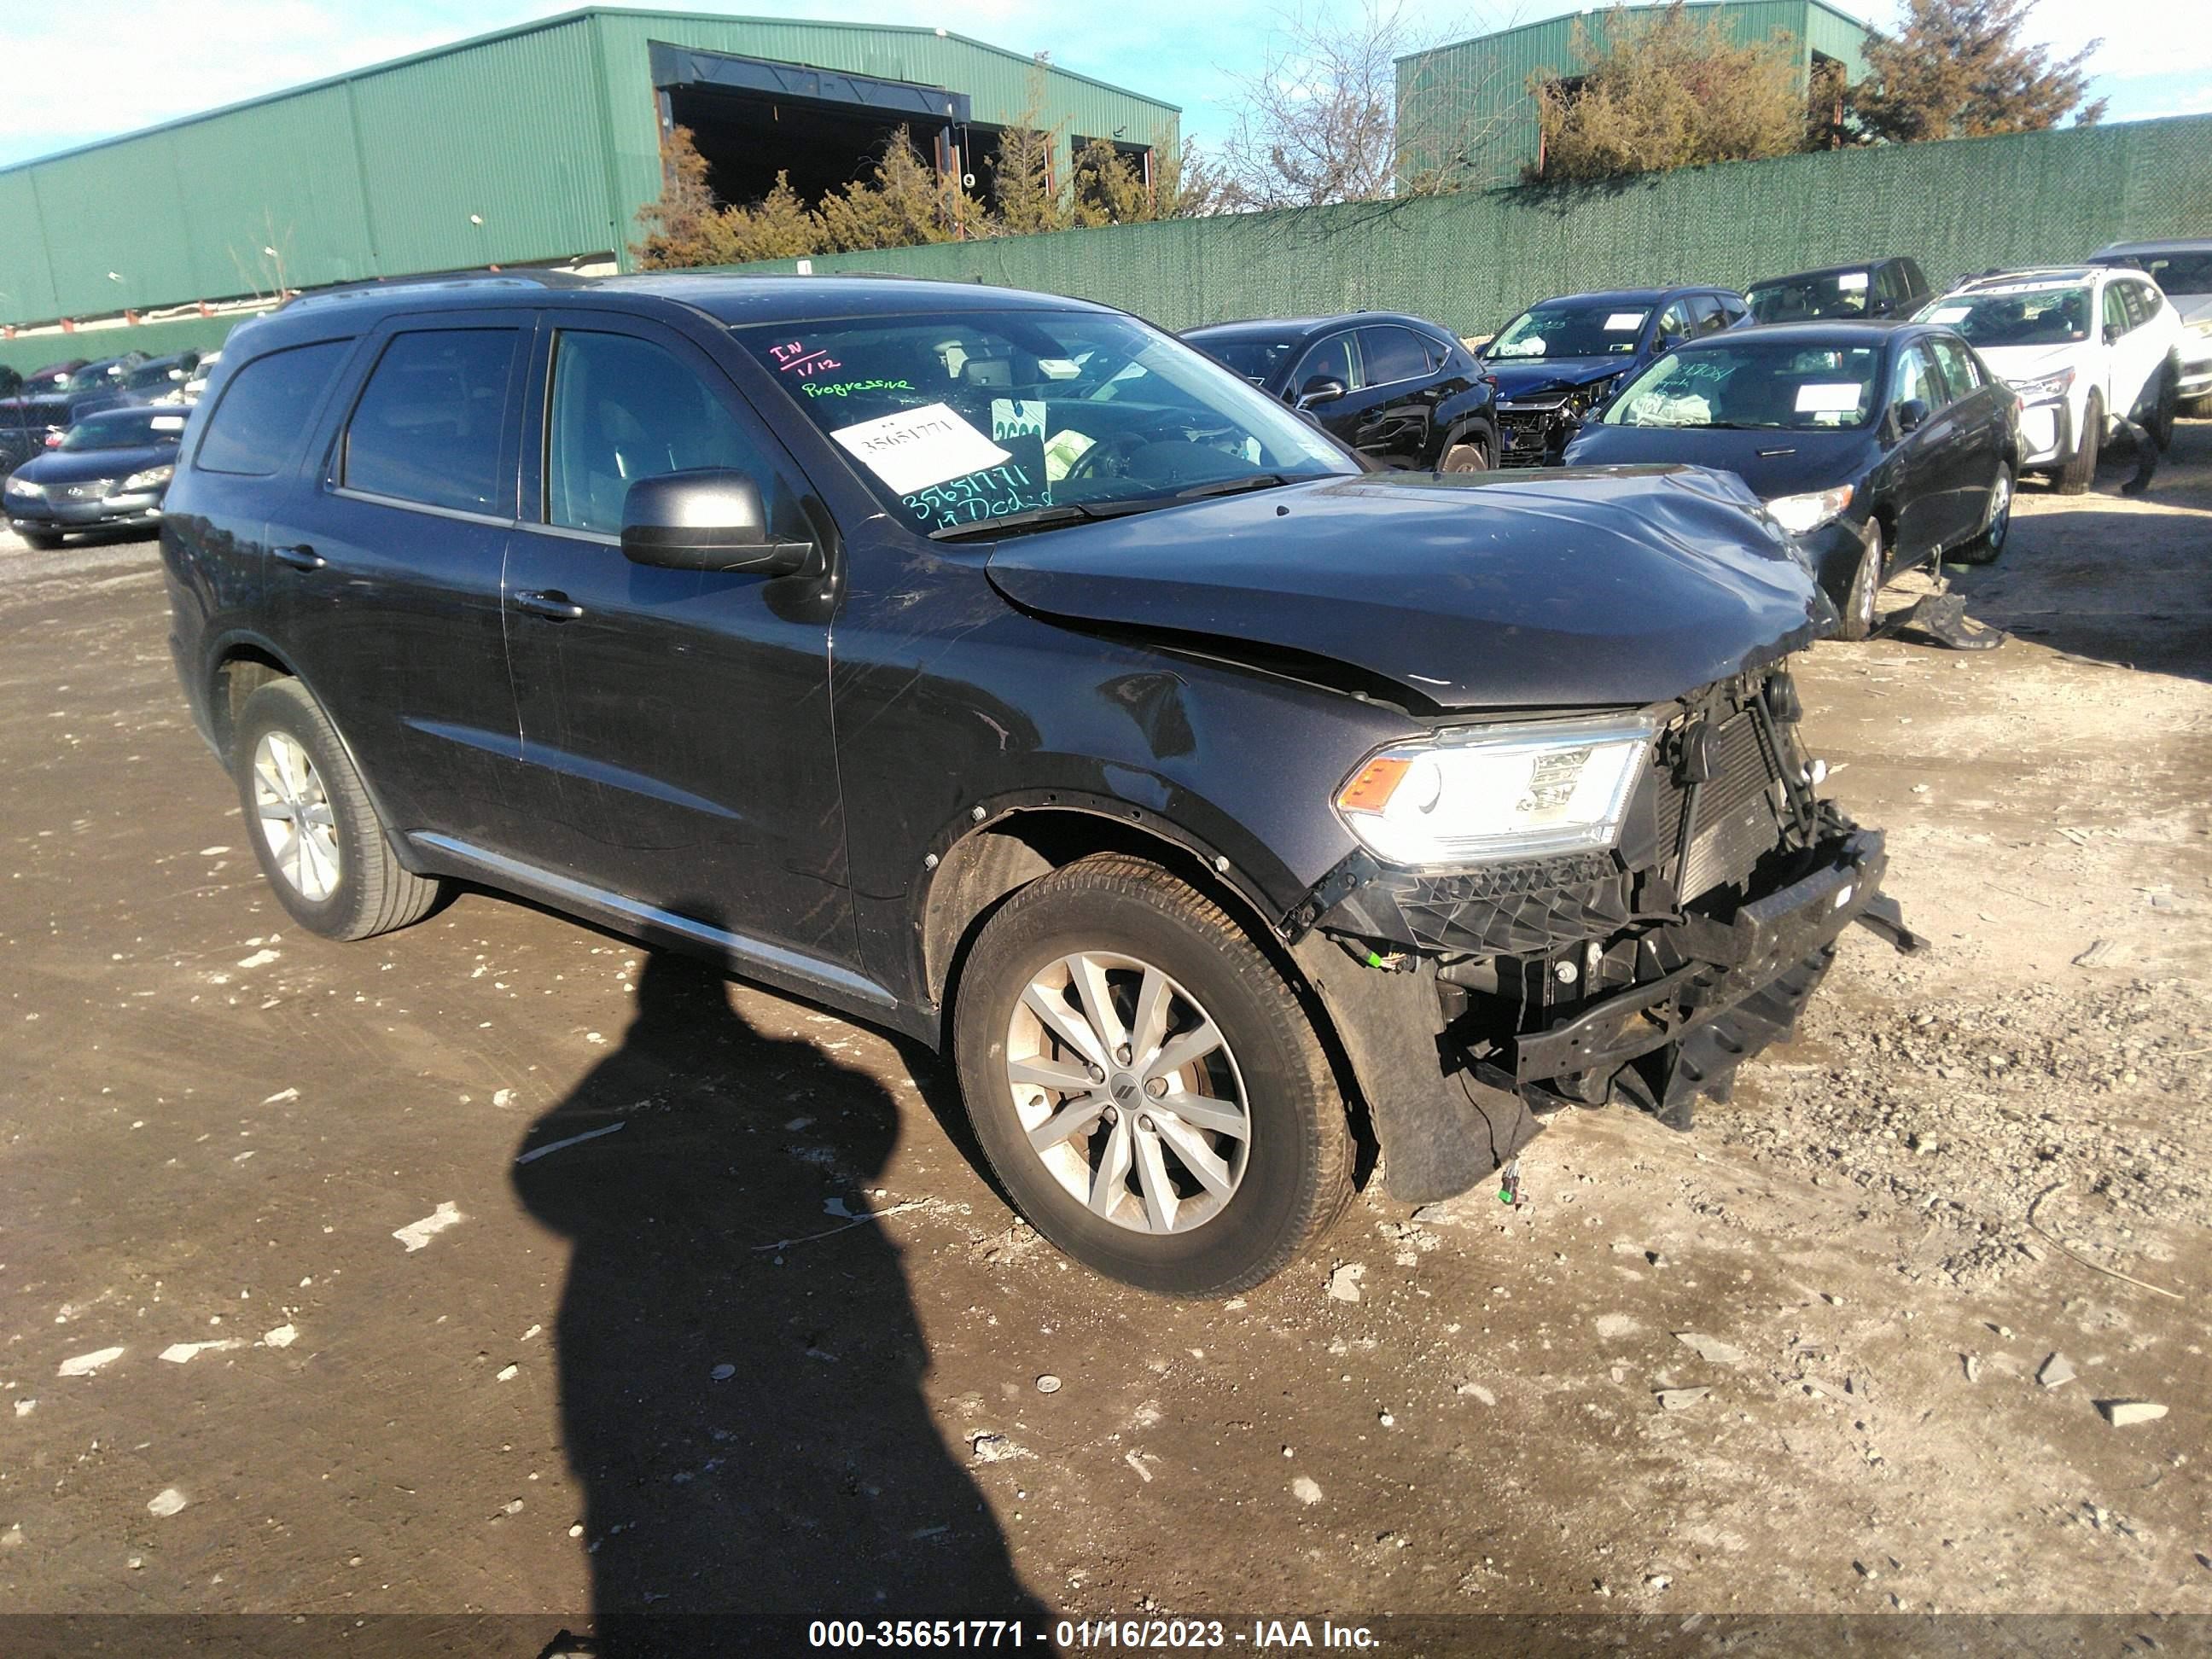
xmin=3 ymin=405 xmax=186 ymax=548
xmin=1746 ymin=259 xmax=1930 ymax=324
xmin=1478 ymin=286 xmax=1749 ymax=466
xmin=1562 ymin=321 xmax=2019 ymax=639
xmin=1180 ymin=312 xmax=1499 ymax=470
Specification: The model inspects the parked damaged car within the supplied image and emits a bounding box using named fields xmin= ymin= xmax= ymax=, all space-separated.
xmin=2088 ymin=239 xmax=2212 ymax=415
xmin=1479 ymin=286 xmax=1749 ymax=466
xmin=1563 ymin=321 xmax=2019 ymax=638
xmin=1180 ymin=312 xmax=1500 ymax=471
xmin=163 ymin=274 xmax=1913 ymax=1296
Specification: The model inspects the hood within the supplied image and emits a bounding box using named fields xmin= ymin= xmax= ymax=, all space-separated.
xmin=1970 ymin=341 xmax=2085 ymax=385
xmin=10 ymin=443 xmax=177 ymax=487
xmin=985 ymin=469 xmax=1835 ymax=713
xmin=1484 ymin=356 xmax=1635 ymax=401
xmin=1562 ymin=422 xmax=1875 ymax=500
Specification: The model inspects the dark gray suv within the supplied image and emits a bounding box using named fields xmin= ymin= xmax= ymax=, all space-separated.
xmin=161 ymin=272 xmax=1912 ymax=1296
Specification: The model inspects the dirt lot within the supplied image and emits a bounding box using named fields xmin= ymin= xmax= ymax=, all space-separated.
xmin=1 ymin=428 xmax=2207 ymax=1650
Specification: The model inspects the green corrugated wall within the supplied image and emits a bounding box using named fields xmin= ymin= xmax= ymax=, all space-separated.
xmin=725 ymin=114 xmax=2212 ymax=339
xmin=0 ymin=6 xmax=1176 ymax=332
xmin=0 ymin=313 xmax=254 ymax=378
xmin=1398 ymin=0 xmax=1876 ymax=189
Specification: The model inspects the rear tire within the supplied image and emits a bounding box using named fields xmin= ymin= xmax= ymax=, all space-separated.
xmin=2055 ymin=390 xmax=2101 ymax=495
xmin=2146 ymin=362 xmax=2177 ymax=452
xmin=1835 ymin=517 xmax=1885 ymax=642
xmin=1952 ymin=463 xmax=2013 ymax=566
xmin=952 ymin=854 xmax=1352 ymax=1298
xmin=232 ymin=678 xmax=442 ymax=942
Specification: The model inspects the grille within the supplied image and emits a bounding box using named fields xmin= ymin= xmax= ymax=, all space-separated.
xmin=1668 ymin=711 xmax=1785 ymax=899
xmin=1494 ymin=405 xmax=1561 ymax=469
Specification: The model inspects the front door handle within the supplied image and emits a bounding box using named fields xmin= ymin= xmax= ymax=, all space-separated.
xmin=513 ymin=589 xmax=585 ymax=620
xmin=271 ymin=544 xmax=325 ymax=571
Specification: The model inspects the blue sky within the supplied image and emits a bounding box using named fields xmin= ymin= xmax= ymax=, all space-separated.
xmin=1 ymin=0 xmax=2202 ymax=169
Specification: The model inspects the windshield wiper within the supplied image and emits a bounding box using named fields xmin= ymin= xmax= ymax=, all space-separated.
xmin=1171 ymin=470 xmax=1308 ymax=500
xmin=928 ymin=503 xmax=1108 ymax=542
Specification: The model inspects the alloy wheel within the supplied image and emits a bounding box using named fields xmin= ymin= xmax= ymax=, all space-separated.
xmin=1984 ymin=469 xmax=2011 ymax=550
xmin=252 ymin=731 xmax=341 ymax=902
xmin=1005 ymin=951 xmax=1251 ymax=1235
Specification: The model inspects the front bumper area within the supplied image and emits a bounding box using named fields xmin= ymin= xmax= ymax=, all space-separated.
xmin=7 ymin=488 xmax=164 ymax=534
xmin=2015 ymin=396 xmax=2075 ymax=469
xmin=1505 ymin=829 xmax=1903 ymax=1126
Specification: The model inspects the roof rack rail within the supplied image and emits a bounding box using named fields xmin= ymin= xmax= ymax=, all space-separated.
xmin=278 ymin=266 xmax=598 ymax=311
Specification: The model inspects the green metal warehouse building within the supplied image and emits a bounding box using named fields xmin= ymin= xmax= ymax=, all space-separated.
xmin=1397 ymin=0 xmax=1876 ymax=190
xmin=0 ymin=7 xmax=1177 ymax=369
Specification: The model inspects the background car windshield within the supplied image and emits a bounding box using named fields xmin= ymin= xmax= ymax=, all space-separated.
xmin=2128 ymin=252 xmax=2212 ymax=295
xmin=731 ymin=311 xmax=1354 ymax=532
xmin=1924 ymin=286 xmax=2090 ymax=346
xmin=1746 ymin=273 xmax=1872 ymax=323
xmin=62 ymin=410 xmax=182 ymax=451
xmin=1196 ymin=336 xmax=1297 ymax=386
xmin=1602 ymin=341 xmax=1883 ymax=429
xmin=1487 ymin=303 xmax=1648 ymax=359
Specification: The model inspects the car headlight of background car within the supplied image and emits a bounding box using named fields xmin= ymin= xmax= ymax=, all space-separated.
xmin=5 ymin=477 xmax=44 ymax=500
xmin=2006 ymin=366 xmax=2076 ymax=403
xmin=1336 ymin=716 xmax=1654 ymax=866
xmin=1762 ymin=483 xmax=1854 ymax=536
xmin=121 ymin=464 xmax=174 ymax=492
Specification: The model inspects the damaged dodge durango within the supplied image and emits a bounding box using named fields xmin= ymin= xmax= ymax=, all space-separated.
xmin=161 ymin=273 xmax=1917 ymax=1296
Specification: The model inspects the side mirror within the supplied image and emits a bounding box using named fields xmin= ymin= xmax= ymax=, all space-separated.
xmin=1894 ymin=398 xmax=1930 ymax=434
xmin=620 ymin=470 xmax=813 ymax=576
xmin=1294 ymin=376 xmax=1346 ymax=410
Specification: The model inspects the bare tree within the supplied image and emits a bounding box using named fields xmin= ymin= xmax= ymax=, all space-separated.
xmin=1214 ymin=1 xmax=1516 ymax=208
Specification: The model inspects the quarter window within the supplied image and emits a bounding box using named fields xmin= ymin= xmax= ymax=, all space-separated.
xmin=1355 ymin=326 xmax=1433 ymax=385
xmin=544 ymin=330 xmax=770 ymax=536
xmin=195 ymin=340 xmax=350 ymax=477
xmin=341 ymin=329 xmax=516 ymax=515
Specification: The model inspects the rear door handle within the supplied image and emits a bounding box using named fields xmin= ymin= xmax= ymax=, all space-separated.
xmin=271 ymin=544 xmax=325 ymax=571
xmin=513 ymin=589 xmax=585 ymax=620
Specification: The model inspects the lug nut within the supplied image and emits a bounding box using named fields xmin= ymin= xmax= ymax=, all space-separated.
xmin=1116 ymin=1045 xmax=1132 ymax=1065
xmin=1146 ymin=1076 xmax=1167 ymax=1097
xmin=1088 ymin=1064 xmax=1106 ymax=1083
xmin=1137 ymin=1115 xmax=1155 ymax=1133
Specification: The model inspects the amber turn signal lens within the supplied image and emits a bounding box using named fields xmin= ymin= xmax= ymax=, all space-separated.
xmin=1337 ymin=756 xmax=1410 ymax=813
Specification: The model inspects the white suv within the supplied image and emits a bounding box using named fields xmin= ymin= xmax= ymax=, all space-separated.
xmin=2089 ymin=240 xmax=2212 ymax=415
xmin=1918 ymin=266 xmax=2184 ymax=493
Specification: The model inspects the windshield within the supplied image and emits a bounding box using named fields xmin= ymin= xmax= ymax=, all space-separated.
xmin=1190 ymin=335 xmax=1297 ymax=387
xmin=731 ymin=310 xmax=1354 ymax=533
xmin=61 ymin=410 xmax=184 ymax=451
xmin=1487 ymin=302 xmax=1649 ymax=360
xmin=66 ymin=362 xmax=126 ymax=392
xmin=1921 ymin=284 xmax=2090 ymax=347
xmin=1747 ymin=271 xmax=1874 ymax=323
xmin=125 ymin=361 xmax=182 ymax=390
xmin=1603 ymin=341 xmax=1883 ymax=431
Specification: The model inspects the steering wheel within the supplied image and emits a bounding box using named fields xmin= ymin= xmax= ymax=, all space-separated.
xmin=1061 ymin=429 xmax=1155 ymax=483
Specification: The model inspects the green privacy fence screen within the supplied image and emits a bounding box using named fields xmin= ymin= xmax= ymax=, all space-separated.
xmin=727 ymin=114 xmax=2212 ymax=337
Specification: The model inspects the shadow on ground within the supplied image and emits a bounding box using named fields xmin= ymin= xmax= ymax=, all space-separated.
xmin=510 ymin=934 xmax=1043 ymax=1653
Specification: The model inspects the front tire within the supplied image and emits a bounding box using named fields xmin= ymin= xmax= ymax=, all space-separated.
xmin=1952 ymin=463 xmax=2013 ymax=566
xmin=2056 ymin=390 xmax=2102 ymax=495
xmin=20 ymin=530 xmax=61 ymax=550
xmin=1835 ymin=517 xmax=1885 ymax=641
xmin=232 ymin=678 xmax=441 ymax=941
xmin=1440 ymin=434 xmax=1491 ymax=473
xmin=2146 ymin=362 xmax=2178 ymax=452
xmin=952 ymin=855 xmax=1352 ymax=1297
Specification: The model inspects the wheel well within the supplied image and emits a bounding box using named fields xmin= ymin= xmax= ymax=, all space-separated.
xmin=923 ymin=810 xmax=1378 ymax=1177
xmin=212 ymin=647 xmax=293 ymax=757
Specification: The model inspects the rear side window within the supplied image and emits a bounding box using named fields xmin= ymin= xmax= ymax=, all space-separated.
xmin=2119 ymin=282 xmax=2157 ymax=329
xmin=1356 ymin=326 xmax=1433 ymax=385
xmin=195 ymin=340 xmax=350 ymax=477
xmin=341 ymin=329 xmax=517 ymax=515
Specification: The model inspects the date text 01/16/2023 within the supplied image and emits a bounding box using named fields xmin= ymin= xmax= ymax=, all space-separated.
xmin=806 ymin=1620 xmax=1382 ymax=1649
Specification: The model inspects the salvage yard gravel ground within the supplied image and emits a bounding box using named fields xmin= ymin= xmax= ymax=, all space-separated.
xmin=0 ymin=423 xmax=2205 ymax=1627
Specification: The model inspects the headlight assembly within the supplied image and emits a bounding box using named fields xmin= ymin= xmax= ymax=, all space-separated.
xmin=1762 ymin=484 xmax=1854 ymax=535
xmin=121 ymin=464 xmax=174 ymax=492
xmin=7 ymin=478 xmax=44 ymax=500
xmin=1335 ymin=716 xmax=1654 ymax=867
xmin=2007 ymin=366 xmax=2076 ymax=403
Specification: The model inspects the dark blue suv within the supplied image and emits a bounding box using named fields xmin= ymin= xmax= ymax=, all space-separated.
xmin=160 ymin=272 xmax=1907 ymax=1295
